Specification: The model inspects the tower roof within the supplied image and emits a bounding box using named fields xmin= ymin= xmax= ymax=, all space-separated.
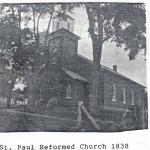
xmin=52 ymin=14 xmax=75 ymax=33
xmin=53 ymin=14 xmax=74 ymax=21
xmin=48 ymin=28 xmax=80 ymax=41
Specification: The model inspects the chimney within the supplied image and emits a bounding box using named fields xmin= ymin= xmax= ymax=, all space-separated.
xmin=113 ymin=65 xmax=117 ymax=72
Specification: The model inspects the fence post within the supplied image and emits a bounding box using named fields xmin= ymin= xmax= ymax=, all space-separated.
xmin=81 ymin=104 xmax=101 ymax=131
xmin=77 ymin=101 xmax=83 ymax=129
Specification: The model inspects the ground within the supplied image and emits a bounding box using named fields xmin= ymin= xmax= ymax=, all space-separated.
xmin=0 ymin=103 xmax=138 ymax=132
xmin=0 ymin=108 xmax=79 ymax=132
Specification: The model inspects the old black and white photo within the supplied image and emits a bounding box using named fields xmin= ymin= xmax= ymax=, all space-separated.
xmin=0 ymin=2 xmax=147 ymax=132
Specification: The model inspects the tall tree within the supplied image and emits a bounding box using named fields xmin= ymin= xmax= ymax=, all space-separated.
xmin=62 ymin=3 xmax=146 ymax=114
xmin=0 ymin=4 xmax=34 ymax=107
xmin=0 ymin=3 xmax=57 ymax=107
xmin=0 ymin=4 xmax=22 ymax=107
xmin=23 ymin=4 xmax=55 ymax=105
xmin=85 ymin=3 xmax=146 ymax=114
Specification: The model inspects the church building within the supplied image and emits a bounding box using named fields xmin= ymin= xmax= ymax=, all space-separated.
xmin=36 ymin=15 xmax=147 ymax=129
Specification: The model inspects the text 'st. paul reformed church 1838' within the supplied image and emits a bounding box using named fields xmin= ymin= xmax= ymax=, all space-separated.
xmin=36 ymin=15 xmax=147 ymax=129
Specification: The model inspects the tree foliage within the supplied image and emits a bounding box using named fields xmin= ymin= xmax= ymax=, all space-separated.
xmin=0 ymin=3 xmax=56 ymax=107
xmin=62 ymin=3 xmax=146 ymax=60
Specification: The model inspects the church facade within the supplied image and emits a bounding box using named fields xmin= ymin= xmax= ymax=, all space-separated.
xmin=36 ymin=16 xmax=147 ymax=128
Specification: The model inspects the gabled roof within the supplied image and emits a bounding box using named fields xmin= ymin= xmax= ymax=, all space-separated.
xmin=49 ymin=28 xmax=80 ymax=40
xmin=77 ymin=54 xmax=145 ymax=88
xmin=62 ymin=68 xmax=89 ymax=83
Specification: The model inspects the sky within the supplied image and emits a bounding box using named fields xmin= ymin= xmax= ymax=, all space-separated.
xmin=35 ymin=6 xmax=146 ymax=87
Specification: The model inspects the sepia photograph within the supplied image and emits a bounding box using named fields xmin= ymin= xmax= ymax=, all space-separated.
xmin=0 ymin=2 xmax=148 ymax=132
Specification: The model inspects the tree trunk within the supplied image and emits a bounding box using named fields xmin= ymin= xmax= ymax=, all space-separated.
xmin=7 ymin=73 xmax=16 ymax=108
xmin=28 ymin=78 xmax=35 ymax=109
xmin=90 ymin=65 xmax=100 ymax=114
xmin=85 ymin=4 xmax=104 ymax=115
xmin=89 ymin=43 xmax=104 ymax=114
xmin=7 ymin=83 xmax=14 ymax=108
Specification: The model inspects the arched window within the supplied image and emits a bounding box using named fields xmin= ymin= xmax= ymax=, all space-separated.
xmin=51 ymin=47 xmax=58 ymax=64
xmin=0 ymin=6 xmax=2 ymax=14
xmin=112 ymin=83 xmax=116 ymax=102
xmin=66 ymin=84 xmax=72 ymax=99
xmin=56 ymin=21 xmax=59 ymax=30
xmin=131 ymin=90 xmax=134 ymax=105
xmin=48 ymin=79 xmax=57 ymax=89
xmin=122 ymin=87 xmax=126 ymax=104
xmin=67 ymin=22 xmax=70 ymax=31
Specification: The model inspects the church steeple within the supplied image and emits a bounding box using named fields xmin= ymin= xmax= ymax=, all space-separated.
xmin=52 ymin=14 xmax=74 ymax=33
xmin=46 ymin=14 xmax=80 ymax=70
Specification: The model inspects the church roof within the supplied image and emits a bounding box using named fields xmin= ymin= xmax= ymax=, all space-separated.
xmin=49 ymin=28 xmax=80 ymax=40
xmin=62 ymin=68 xmax=89 ymax=83
xmin=77 ymin=54 xmax=145 ymax=88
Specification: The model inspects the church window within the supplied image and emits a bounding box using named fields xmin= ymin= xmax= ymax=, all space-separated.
xmin=0 ymin=6 xmax=2 ymax=14
xmin=56 ymin=22 xmax=59 ymax=30
xmin=131 ymin=90 xmax=135 ymax=105
xmin=67 ymin=22 xmax=70 ymax=31
xmin=52 ymin=57 xmax=57 ymax=64
xmin=51 ymin=47 xmax=58 ymax=64
xmin=112 ymin=83 xmax=116 ymax=102
xmin=122 ymin=87 xmax=126 ymax=104
xmin=48 ymin=79 xmax=57 ymax=89
xmin=66 ymin=84 xmax=72 ymax=99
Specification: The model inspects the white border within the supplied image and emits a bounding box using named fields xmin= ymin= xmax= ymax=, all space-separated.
xmin=0 ymin=1 xmax=149 ymax=150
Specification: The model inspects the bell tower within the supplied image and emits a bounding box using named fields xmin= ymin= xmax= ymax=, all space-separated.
xmin=52 ymin=14 xmax=74 ymax=32
xmin=42 ymin=14 xmax=80 ymax=104
xmin=47 ymin=14 xmax=80 ymax=69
